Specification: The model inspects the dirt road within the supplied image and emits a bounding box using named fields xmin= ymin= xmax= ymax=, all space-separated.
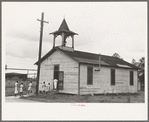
xmin=5 ymin=95 xmax=43 ymax=103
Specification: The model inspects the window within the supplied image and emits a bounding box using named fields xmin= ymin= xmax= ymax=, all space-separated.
xmin=87 ymin=66 xmax=93 ymax=85
xmin=130 ymin=71 xmax=134 ymax=85
xmin=111 ymin=69 xmax=115 ymax=85
xmin=54 ymin=65 xmax=59 ymax=71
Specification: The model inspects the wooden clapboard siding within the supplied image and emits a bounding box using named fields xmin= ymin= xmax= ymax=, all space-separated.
xmin=39 ymin=49 xmax=138 ymax=95
xmin=80 ymin=64 xmax=138 ymax=95
xmin=39 ymin=50 xmax=78 ymax=94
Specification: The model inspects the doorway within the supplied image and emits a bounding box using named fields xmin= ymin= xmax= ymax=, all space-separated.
xmin=58 ymin=71 xmax=64 ymax=90
xmin=53 ymin=65 xmax=64 ymax=90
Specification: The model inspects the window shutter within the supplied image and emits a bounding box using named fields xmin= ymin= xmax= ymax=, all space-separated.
xmin=130 ymin=71 xmax=134 ymax=85
xmin=87 ymin=66 xmax=93 ymax=85
xmin=111 ymin=69 xmax=115 ymax=85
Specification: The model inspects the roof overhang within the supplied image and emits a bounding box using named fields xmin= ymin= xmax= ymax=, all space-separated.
xmin=35 ymin=47 xmax=79 ymax=65
xmin=49 ymin=29 xmax=78 ymax=36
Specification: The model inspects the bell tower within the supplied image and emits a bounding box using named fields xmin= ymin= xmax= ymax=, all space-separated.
xmin=50 ymin=19 xmax=78 ymax=51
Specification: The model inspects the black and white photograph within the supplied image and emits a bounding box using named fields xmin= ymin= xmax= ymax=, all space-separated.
xmin=2 ymin=1 xmax=147 ymax=120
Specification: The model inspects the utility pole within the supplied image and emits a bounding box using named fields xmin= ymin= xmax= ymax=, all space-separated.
xmin=36 ymin=12 xmax=49 ymax=95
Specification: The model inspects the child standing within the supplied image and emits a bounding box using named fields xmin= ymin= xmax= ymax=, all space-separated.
xmin=27 ymin=81 xmax=32 ymax=95
xmin=46 ymin=83 xmax=50 ymax=93
xmin=14 ymin=81 xmax=18 ymax=97
xmin=42 ymin=82 xmax=46 ymax=94
xmin=20 ymin=83 xmax=23 ymax=96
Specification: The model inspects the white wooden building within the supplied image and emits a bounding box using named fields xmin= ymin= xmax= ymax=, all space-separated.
xmin=35 ymin=19 xmax=139 ymax=95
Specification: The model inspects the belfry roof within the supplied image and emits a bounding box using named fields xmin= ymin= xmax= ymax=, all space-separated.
xmin=50 ymin=19 xmax=78 ymax=35
xmin=58 ymin=19 xmax=70 ymax=31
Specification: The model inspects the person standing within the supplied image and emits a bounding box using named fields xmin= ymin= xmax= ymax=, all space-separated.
xmin=53 ymin=79 xmax=58 ymax=91
xmin=14 ymin=81 xmax=18 ymax=97
xmin=20 ymin=83 xmax=23 ymax=96
xmin=46 ymin=83 xmax=50 ymax=93
xmin=27 ymin=81 xmax=32 ymax=95
xmin=42 ymin=82 xmax=46 ymax=94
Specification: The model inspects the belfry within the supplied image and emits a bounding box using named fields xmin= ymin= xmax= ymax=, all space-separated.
xmin=50 ymin=19 xmax=78 ymax=51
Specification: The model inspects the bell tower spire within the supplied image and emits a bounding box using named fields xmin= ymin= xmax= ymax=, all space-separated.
xmin=50 ymin=18 xmax=78 ymax=51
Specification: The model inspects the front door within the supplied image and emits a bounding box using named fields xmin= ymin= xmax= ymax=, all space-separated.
xmin=53 ymin=65 xmax=59 ymax=89
xmin=58 ymin=71 xmax=64 ymax=90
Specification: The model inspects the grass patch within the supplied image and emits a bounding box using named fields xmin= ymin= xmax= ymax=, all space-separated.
xmin=20 ymin=91 xmax=145 ymax=103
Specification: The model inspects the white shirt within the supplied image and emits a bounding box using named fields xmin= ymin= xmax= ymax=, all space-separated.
xmin=42 ymin=83 xmax=46 ymax=91
xmin=28 ymin=83 xmax=32 ymax=91
xmin=46 ymin=84 xmax=50 ymax=91
xmin=20 ymin=84 xmax=23 ymax=92
xmin=29 ymin=83 xmax=32 ymax=88
xmin=15 ymin=83 xmax=18 ymax=87
xmin=14 ymin=82 xmax=18 ymax=94
xmin=54 ymin=79 xmax=58 ymax=83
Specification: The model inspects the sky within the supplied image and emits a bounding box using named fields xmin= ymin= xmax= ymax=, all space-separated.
xmin=2 ymin=2 xmax=147 ymax=73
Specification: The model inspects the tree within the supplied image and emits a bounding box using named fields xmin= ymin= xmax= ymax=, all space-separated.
xmin=132 ymin=59 xmax=140 ymax=67
xmin=132 ymin=59 xmax=136 ymax=65
xmin=112 ymin=53 xmax=123 ymax=59
xmin=132 ymin=57 xmax=144 ymax=74
xmin=132 ymin=57 xmax=145 ymax=90
xmin=139 ymin=57 xmax=145 ymax=70
xmin=138 ymin=57 xmax=145 ymax=90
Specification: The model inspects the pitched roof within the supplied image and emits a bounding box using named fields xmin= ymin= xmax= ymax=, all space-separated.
xmin=35 ymin=47 xmax=138 ymax=70
xmin=58 ymin=19 xmax=70 ymax=31
xmin=50 ymin=19 xmax=78 ymax=35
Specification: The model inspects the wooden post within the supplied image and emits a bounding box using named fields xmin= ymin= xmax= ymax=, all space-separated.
xmin=78 ymin=63 xmax=80 ymax=95
xmin=36 ymin=12 xmax=49 ymax=95
xmin=72 ymin=35 xmax=74 ymax=49
xmin=62 ymin=32 xmax=65 ymax=46
xmin=53 ymin=34 xmax=56 ymax=48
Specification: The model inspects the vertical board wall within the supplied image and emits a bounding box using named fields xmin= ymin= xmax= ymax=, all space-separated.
xmin=80 ymin=64 xmax=138 ymax=95
xmin=39 ymin=50 xmax=79 ymax=94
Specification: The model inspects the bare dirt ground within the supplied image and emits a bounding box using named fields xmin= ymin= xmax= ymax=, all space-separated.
xmin=5 ymin=95 xmax=42 ymax=103
xmin=20 ymin=91 xmax=145 ymax=103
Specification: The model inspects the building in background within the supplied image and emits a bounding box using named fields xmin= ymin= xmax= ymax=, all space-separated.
xmin=6 ymin=73 xmax=27 ymax=80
